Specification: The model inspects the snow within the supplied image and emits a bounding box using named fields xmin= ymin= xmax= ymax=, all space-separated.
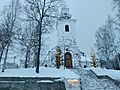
xmin=81 ymin=56 xmax=91 ymax=62
xmin=0 ymin=67 xmax=79 ymax=79
xmin=37 ymin=80 xmax=53 ymax=83
xmin=0 ymin=81 xmax=25 ymax=83
xmin=74 ymin=68 xmax=120 ymax=90
xmin=91 ymin=68 xmax=120 ymax=80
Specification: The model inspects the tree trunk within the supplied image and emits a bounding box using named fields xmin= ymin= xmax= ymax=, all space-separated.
xmin=0 ymin=45 xmax=6 ymax=63
xmin=0 ymin=49 xmax=4 ymax=63
xmin=1 ymin=44 xmax=9 ymax=72
xmin=25 ymin=49 xmax=28 ymax=68
xmin=34 ymin=47 xmax=38 ymax=67
xmin=25 ymin=47 xmax=31 ymax=68
xmin=36 ymin=25 xmax=42 ymax=73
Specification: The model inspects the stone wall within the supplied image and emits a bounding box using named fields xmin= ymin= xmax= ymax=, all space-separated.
xmin=0 ymin=77 xmax=66 ymax=90
xmin=90 ymin=69 xmax=120 ymax=88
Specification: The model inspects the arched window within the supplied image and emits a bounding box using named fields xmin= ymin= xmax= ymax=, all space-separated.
xmin=65 ymin=25 xmax=69 ymax=32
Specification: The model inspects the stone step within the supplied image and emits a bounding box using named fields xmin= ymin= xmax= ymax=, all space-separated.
xmin=73 ymin=69 xmax=120 ymax=90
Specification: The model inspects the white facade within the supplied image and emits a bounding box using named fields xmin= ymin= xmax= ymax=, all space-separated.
xmin=57 ymin=19 xmax=76 ymax=40
xmin=57 ymin=8 xmax=76 ymax=43
xmin=56 ymin=8 xmax=80 ymax=68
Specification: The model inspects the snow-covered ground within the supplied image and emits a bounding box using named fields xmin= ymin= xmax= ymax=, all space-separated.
xmin=0 ymin=67 xmax=79 ymax=79
xmin=1 ymin=67 xmax=120 ymax=90
xmin=0 ymin=67 xmax=81 ymax=90
xmin=74 ymin=68 xmax=120 ymax=90
xmin=91 ymin=68 xmax=120 ymax=80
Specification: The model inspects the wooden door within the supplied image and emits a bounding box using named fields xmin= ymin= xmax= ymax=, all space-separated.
xmin=64 ymin=52 xmax=72 ymax=68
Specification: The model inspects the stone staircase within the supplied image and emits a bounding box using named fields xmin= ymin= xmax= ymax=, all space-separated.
xmin=73 ymin=68 xmax=120 ymax=90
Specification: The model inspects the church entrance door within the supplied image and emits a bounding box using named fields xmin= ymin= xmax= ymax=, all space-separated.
xmin=64 ymin=52 xmax=72 ymax=68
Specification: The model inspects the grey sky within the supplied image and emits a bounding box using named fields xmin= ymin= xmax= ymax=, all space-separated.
xmin=0 ymin=0 xmax=10 ymax=11
xmin=0 ymin=0 xmax=112 ymax=56
xmin=66 ymin=0 xmax=112 ymax=56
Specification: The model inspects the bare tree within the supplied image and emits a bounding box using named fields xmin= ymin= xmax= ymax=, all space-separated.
xmin=24 ymin=0 xmax=63 ymax=73
xmin=95 ymin=16 xmax=117 ymax=69
xmin=15 ymin=17 xmax=38 ymax=68
xmin=0 ymin=24 xmax=9 ymax=63
xmin=16 ymin=21 xmax=36 ymax=68
xmin=112 ymin=0 xmax=120 ymax=10
xmin=111 ymin=0 xmax=120 ymax=69
xmin=1 ymin=0 xmax=21 ymax=72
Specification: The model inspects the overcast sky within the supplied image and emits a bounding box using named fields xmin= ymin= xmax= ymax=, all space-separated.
xmin=0 ymin=0 xmax=112 ymax=56
xmin=66 ymin=0 xmax=112 ymax=56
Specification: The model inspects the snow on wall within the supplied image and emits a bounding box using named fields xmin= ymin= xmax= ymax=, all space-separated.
xmin=91 ymin=68 xmax=120 ymax=80
xmin=0 ymin=67 xmax=79 ymax=79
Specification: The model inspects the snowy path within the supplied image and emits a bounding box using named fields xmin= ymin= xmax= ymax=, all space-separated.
xmin=73 ymin=68 xmax=120 ymax=90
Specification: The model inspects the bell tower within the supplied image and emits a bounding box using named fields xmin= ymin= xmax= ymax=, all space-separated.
xmin=57 ymin=8 xmax=76 ymax=44
xmin=56 ymin=8 xmax=79 ymax=68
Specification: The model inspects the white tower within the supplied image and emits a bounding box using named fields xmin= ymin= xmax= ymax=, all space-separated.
xmin=56 ymin=8 xmax=80 ymax=68
xmin=57 ymin=8 xmax=77 ymax=49
xmin=57 ymin=8 xmax=76 ymax=39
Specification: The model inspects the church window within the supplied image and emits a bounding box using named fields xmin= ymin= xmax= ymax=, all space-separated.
xmin=64 ymin=13 xmax=67 ymax=15
xmin=65 ymin=25 xmax=69 ymax=32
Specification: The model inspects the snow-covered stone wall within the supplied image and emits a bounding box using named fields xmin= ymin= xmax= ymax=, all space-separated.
xmin=0 ymin=77 xmax=66 ymax=90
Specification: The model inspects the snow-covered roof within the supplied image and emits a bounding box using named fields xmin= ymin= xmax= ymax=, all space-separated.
xmin=91 ymin=68 xmax=120 ymax=80
xmin=0 ymin=67 xmax=79 ymax=79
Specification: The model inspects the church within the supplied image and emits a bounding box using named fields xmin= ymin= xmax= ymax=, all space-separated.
xmin=54 ymin=7 xmax=98 ymax=69
xmin=19 ymin=8 xmax=96 ymax=69
xmin=55 ymin=7 xmax=82 ymax=69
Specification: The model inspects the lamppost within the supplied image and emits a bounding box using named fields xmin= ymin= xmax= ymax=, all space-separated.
xmin=13 ymin=56 xmax=16 ymax=68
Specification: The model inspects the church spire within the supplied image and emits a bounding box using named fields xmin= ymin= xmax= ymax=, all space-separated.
xmin=60 ymin=8 xmax=72 ymax=19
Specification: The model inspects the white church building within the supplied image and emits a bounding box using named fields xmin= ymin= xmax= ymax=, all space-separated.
xmin=18 ymin=7 xmax=94 ymax=69
xmin=55 ymin=8 xmax=83 ymax=68
xmin=19 ymin=7 xmax=94 ymax=69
